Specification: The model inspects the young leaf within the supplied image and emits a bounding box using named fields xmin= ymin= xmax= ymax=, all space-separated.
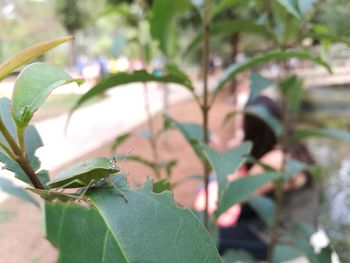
xmin=214 ymin=51 xmax=331 ymax=95
xmin=71 ymin=70 xmax=195 ymax=114
xmin=45 ymin=177 xmax=222 ymax=262
xmin=200 ymin=142 xmax=252 ymax=197
xmin=215 ymin=172 xmax=280 ymax=218
xmin=12 ymin=63 xmax=74 ymax=130
xmin=153 ymin=179 xmax=172 ymax=193
xmin=0 ymin=177 xmax=39 ymax=207
xmin=0 ymin=36 xmax=73 ymax=82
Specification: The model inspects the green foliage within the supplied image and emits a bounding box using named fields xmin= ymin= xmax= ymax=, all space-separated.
xmin=12 ymin=63 xmax=73 ymax=132
xmin=45 ymin=177 xmax=222 ymax=263
xmin=215 ymin=172 xmax=280 ymax=218
xmin=55 ymin=0 xmax=89 ymax=33
xmin=0 ymin=177 xmax=39 ymax=207
xmin=222 ymin=249 xmax=256 ymax=262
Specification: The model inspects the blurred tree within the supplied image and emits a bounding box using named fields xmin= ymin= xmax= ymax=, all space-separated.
xmin=55 ymin=0 xmax=89 ymax=67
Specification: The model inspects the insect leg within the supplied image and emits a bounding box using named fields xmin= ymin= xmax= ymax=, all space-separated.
xmin=106 ymin=178 xmax=128 ymax=203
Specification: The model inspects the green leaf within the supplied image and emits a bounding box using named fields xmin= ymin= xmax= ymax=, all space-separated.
xmin=45 ymin=178 xmax=222 ymax=262
xmin=273 ymin=244 xmax=302 ymax=263
xmin=211 ymin=0 xmax=243 ymax=19
xmin=284 ymin=159 xmax=306 ymax=182
xmin=214 ymin=51 xmax=331 ymax=95
xmin=0 ymin=98 xmax=17 ymax=151
xmin=0 ymin=177 xmax=39 ymax=207
xmin=185 ymin=20 xmax=275 ymax=57
xmin=0 ymin=36 xmax=73 ymax=82
xmin=153 ymin=179 xmax=172 ymax=193
xmin=24 ymin=125 xmax=43 ymax=171
xmin=279 ymin=75 xmax=303 ymax=117
xmin=245 ymin=105 xmax=283 ymax=137
xmin=166 ymin=64 xmax=194 ymax=90
xmin=111 ymin=132 xmax=132 ymax=152
xmin=200 ymin=142 xmax=252 ymax=197
xmin=0 ymin=152 xmax=30 ymax=185
xmin=215 ymin=172 xmax=280 ymax=217
xmin=167 ymin=117 xmax=207 ymax=160
xmin=71 ymin=70 xmax=194 ymax=113
xmin=297 ymin=0 xmax=318 ymax=17
xmin=149 ymin=0 xmax=191 ymax=56
xmin=222 ymin=249 xmax=256 ymax=263
xmin=12 ymin=63 xmax=73 ymax=130
xmin=248 ymin=196 xmax=275 ymax=227
xmin=307 ymin=31 xmax=350 ymax=47
xmin=276 ymin=0 xmax=302 ymax=20
xmin=248 ymin=72 xmax=273 ymax=103
xmin=293 ymin=128 xmax=350 ymax=143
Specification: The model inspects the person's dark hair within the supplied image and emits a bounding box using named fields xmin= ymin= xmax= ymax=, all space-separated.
xmin=243 ymin=96 xmax=314 ymax=178
xmin=243 ymin=96 xmax=282 ymax=164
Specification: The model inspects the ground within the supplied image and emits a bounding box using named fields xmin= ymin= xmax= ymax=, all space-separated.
xmin=0 ymin=90 xmax=236 ymax=263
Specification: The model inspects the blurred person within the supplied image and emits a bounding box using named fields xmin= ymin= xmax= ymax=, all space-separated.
xmin=194 ymin=96 xmax=318 ymax=260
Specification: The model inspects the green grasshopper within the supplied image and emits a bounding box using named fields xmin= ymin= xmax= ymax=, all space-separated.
xmin=27 ymin=188 xmax=86 ymax=203
xmin=47 ymin=157 xmax=128 ymax=202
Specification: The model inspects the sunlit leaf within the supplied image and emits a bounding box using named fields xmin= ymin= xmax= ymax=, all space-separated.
xmin=12 ymin=63 xmax=74 ymax=131
xmin=45 ymin=177 xmax=222 ymax=262
xmin=0 ymin=36 xmax=73 ymax=82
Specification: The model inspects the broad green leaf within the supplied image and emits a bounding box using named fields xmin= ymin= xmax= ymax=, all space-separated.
xmin=201 ymin=142 xmax=252 ymax=197
xmin=0 ymin=177 xmax=39 ymax=207
xmin=72 ymin=70 xmax=195 ymax=113
xmin=153 ymin=179 xmax=172 ymax=193
xmin=248 ymin=72 xmax=273 ymax=103
xmin=222 ymin=249 xmax=256 ymax=263
xmin=248 ymin=196 xmax=275 ymax=227
xmin=149 ymin=0 xmax=191 ymax=56
xmin=111 ymin=132 xmax=132 ymax=152
xmin=185 ymin=20 xmax=275 ymax=57
xmin=12 ymin=63 xmax=73 ymax=130
xmin=214 ymin=51 xmax=331 ymax=95
xmin=215 ymin=172 xmax=280 ymax=217
xmin=276 ymin=0 xmax=302 ymax=20
xmin=245 ymin=105 xmax=283 ymax=137
xmin=45 ymin=177 xmax=222 ymax=262
xmin=167 ymin=117 xmax=207 ymax=160
xmin=0 ymin=36 xmax=73 ymax=82
xmin=293 ymin=128 xmax=350 ymax=143
xmin=273 ymin=244 xmax=302 ymax=263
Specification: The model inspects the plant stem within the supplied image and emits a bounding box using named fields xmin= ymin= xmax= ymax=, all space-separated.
xmin=143 ymin=83 xmax=162 ymax=179
xmin=202 ymin=0 xmax=211 ymax=230
xmin=267 ymin=65 xmax=290 ymax=262
xmin=0 ymin=115 xmax=44 ymax=189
